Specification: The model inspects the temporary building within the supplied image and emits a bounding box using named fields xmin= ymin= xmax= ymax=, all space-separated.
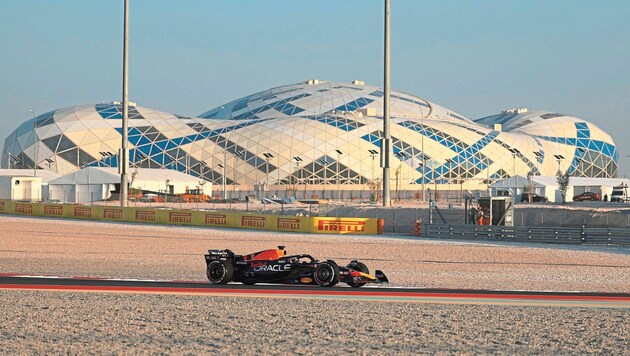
xmin=0 ymin=169 xmax=61 ymax=201
xmin=48 ymin=167 xmax=210 ymax=203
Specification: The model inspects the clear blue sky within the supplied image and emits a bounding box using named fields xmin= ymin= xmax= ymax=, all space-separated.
xmin=1 ymin=1 xmax=629 ymax=175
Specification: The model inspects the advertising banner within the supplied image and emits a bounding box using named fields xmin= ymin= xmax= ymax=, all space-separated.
xmin=72 ymin=205 xmax=94 ymax=219
xmin=310 ymin=217 xmax=378 ymax=235
xmin=273 ymin=216 xmax=311 ymax=233
xmin=0 ymin=200 xmax=380 ymax=236
xmin=238 ymin=214 xmax=268 ymax=230
xmin=0 ymin=200 xmax=15 ymax=214
xmin=14 ymin=202 xmax=36 ymax=215
xmin=103 ymin=207 xmax=125 ymax=221
xmin=201 ymin=212 xmax=230 ymax=228
xmin=133 ymin=209 xmax=157 ymax=223
xmin=43 ymin=204 xmax=65 ymax=217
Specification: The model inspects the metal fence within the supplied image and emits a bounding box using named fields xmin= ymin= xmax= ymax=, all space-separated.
xmin=422 ymin=224 xmax=630 ymax=246
xmin=320 ymin=205 xmax=630 ymax=233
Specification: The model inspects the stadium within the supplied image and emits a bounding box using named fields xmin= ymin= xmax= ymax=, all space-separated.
xmin=1 ymin=80 xmax=619 ymax=195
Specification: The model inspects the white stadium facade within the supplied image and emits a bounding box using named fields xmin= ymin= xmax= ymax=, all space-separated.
xmin=1 ymin=80 xmax=619 ymax=195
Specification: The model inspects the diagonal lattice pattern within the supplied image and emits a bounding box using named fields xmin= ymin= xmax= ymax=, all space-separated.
xmin=1 ymin=81 xmax=619 ymax=188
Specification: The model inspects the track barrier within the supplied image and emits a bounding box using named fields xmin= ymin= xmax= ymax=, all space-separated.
xmin=422 ymin=224 xmax=630 ymax=246
xmin=0 ymin=200 xmax=380 ymax=235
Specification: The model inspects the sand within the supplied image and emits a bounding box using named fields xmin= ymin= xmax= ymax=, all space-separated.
xmin=0 ymin=215 xmax=628 ymax=292
xmin=0 ymin=214 xmax=628 ymax=354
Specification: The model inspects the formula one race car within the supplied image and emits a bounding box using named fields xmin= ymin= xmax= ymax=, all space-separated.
xmin=204 ymin=246 xmax=388 ymax=288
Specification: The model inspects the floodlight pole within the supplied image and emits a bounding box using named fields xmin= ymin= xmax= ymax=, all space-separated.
xmin=222 ymin=150 xmax=227 ymax=199
xmin=120 ymin=0 xmax=130 ymax=207
xmin=381 ymin=0 xmax=392 ymax=207
xmin=421 ymin=113 xmax=425 ymax=202
xmin=30 ymin=110 xmax=38 ymax=177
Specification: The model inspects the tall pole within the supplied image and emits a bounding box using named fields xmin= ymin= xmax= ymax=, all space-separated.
xmin=120 ymin=0 xmax=130 ymax=207
xmin=222 ymin=150 xmax=227 ymax=199
xmin=382 ymin=0 xmax=392 ymax=207
xmin=30 ymin=110 xmax=38 ymax=177
xmin=421 ymin=115 xmax=425 ymax=202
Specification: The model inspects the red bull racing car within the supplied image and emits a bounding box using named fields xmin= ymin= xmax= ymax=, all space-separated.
xmin=204 ymin=246 xmax=388 ymax=288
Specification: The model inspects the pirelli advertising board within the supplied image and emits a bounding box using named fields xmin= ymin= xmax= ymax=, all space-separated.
xmin=310 ymin=217 xmax=377 ymax=235
xmin=233 ymin=214 xmax=311 ymax=233
xmin=0 ymin=200 xmax=380 ymax=235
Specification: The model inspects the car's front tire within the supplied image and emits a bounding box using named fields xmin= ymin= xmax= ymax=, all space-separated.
xmin=314 ymin=261 xmax=340 ymax=287
xmin=206 ymin=261 xmax=233 ymax=284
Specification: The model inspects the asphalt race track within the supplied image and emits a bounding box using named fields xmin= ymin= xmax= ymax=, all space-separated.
xmin=1 ymin=275 xmax=629 ymax=308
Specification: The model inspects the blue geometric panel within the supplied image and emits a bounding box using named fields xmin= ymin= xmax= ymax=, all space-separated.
xmin=3 ymin=81 xmax=620 ymax=184
xmin=535 ymin=122 xmax=617 ymax=176
xmin=412 ymin=131 xmax=497 ymax=184
xmin=362 ymin=131 xmax=383 ymax=146
xmin=333 ymin=97 xmax=374 ymax=112
xmin=225 ymin=93 xmax=310 ymax=120
xmin=106 ymin=119 xmax=272 ymax=172
xmin=232 ymin=98 xmax=250 ymax=112
xmin=308 ymin=115 xmax=365 ymax=132
xmin=95 ymin=103 xmax=144 ymax=120
xmin=552 ymin=124 xmax=604 ymax=154
xmin=34 ymin=111 xmax=56 ymax=128
xmin=398 ymin=121 xmax=466 ymax=154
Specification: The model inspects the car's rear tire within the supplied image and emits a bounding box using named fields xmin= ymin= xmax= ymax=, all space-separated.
xmin=206 ymin=261 xmax=233 ymax=284
xmin=347 ymin=261 xmax=369 ymax=288
xmin=314 ymin=261 xmax=340 ymax=287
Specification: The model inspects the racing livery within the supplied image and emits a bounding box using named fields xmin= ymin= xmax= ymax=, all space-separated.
xmin=204 ymin=246 xmax=388 ymax=288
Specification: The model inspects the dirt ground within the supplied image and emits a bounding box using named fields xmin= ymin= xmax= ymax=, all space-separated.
xmin=1 ymin=215 xmax=628 ymax=292
xmin=1 ymin=291 xmax=628 ymax=355
xmin=0 ymin=214 xmax=629 ymax=354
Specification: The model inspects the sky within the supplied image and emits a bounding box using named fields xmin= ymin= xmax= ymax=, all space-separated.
xmin=1 ymin=1 xmax=629 ymax=175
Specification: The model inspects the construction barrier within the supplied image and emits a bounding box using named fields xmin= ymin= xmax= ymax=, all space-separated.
xmin=377 ymin=219 xmax=385 ymax=234
xmin=0 ymin=200 xmax=381 ymax=235
xmin=414 ymin=219 xmax=422 ymax=236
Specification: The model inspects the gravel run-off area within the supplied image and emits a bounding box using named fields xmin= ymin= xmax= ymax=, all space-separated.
xmin=0 ymin=215 xmax=629 ymax=353
xmin=1 ymin=291 xmax=628 ymax=354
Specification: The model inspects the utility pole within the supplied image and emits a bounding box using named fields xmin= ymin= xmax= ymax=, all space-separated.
xmin=222 ymin=150 xmax=227 ymax=199
xmin=382 ymin=0 xmax=392 ymax=207
xmin=120 ymin=0 xmax=130 ymax=207
xmin=30 ymin=110 xmax=38 ymax=177
xmin=421 ymin=112 xmax=425 ymax=202
xmin=335 ymin=149 xmax=343 ymax=200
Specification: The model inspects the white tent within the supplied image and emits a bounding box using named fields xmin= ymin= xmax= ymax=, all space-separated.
xmin=48 ymin=167 xmax=211 ymax=203
xmin=491 ymin=175 xmax=630 ymax=203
